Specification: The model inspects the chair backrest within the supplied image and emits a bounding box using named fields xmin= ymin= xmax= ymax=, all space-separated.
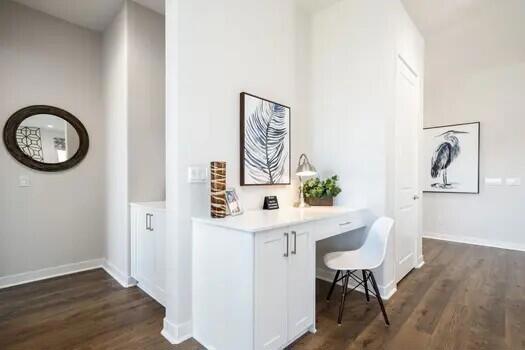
xmin=361 ymin=217 xmax=394 ymax=269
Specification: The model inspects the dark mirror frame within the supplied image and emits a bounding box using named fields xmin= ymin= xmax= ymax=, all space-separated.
xmin=3 ymin=105 xmax=89 ymax=172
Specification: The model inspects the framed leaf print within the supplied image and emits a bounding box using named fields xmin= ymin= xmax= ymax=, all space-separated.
xmin=240 ymin=92 xmax=291 ymax=186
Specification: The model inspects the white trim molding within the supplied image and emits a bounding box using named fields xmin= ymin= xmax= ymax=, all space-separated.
xmin=102 ymin=260 xmax=137 ymax=288
xmin=0 ymin=259 xmax=137 ymax=290
xmin=161 ymin=318 xmax=193 ymax=345
xmin=0 ymin=258 xmax=105 ymax=289
xmin=423 ymin=232 xmax=525 ymax=252
xmin=316 ymin=267 xmax=397 ymax=300
xmin=415 ymin=255 xmax=425 ymax=268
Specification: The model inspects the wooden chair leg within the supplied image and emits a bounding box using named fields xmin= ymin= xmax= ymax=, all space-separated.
xmin=337 ymin=271 xmax=350 ymax=325
xmin=326 ymin=270 xmax=340 ymax=302
xmin=362 ymin=270 xmax=370 ymax=302
xmin=368 ymin=270 xmax=390 ymax=326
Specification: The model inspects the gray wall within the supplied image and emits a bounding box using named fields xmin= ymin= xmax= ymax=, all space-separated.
xmin=423 ymin=1 xmax=525 ymax=249
xmin=128 ymin=1 xmax=166 ymax=203
xmin=0 ymin=1 xmax=105 ymax=276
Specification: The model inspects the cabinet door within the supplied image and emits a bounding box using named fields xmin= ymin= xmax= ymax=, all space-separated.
xmin=255 ymin=229 xmax=288 ymax=350
xmin=133 ymin=207 xmax=150 ymax=282
xmin=139 ymin=210 xmax=157 ymax=291
xmin=152 ymin=209 xmax=166 ymax=297
xmin=287 ymin=224 xmax=314 ymax=342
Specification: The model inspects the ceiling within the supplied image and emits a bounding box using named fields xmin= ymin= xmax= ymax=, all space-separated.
xmin=401 ymin=0 xmax=525 ymax=38
xmin=296 ymin=0 xmax=342 ymax=14
xmin=12 ymin=0 xmax=164 ymax=32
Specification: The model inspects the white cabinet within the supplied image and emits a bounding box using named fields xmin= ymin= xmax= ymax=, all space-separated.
xmin=192 ymin=207 xmax=366 ymax=350
xmin=130 ymin=202 xmax=166 ymax=306
xmin=254 ymin=224 xmax=314 ymax=349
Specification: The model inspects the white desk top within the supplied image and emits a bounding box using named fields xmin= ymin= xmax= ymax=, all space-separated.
xmin=192 ymin=207 xmax=359 ymax=233
xmin=130 ymin=201 xmax=166 ymax=210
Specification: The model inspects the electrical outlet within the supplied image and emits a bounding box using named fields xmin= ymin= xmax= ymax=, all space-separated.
xmin=506 ymin=177 xmax=521 ymax=186
xmin=485 ymin=178 xmax=502 ymax=186
xmin=18 ymin=175 xmax=31 ymax=187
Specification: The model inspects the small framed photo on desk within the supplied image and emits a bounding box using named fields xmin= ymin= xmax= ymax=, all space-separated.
xmin=225 ymin=188 xmax=243 ymax=216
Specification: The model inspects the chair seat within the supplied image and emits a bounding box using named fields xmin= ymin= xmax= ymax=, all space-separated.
xmin=323 ymin=249 xmax=382 ymax=271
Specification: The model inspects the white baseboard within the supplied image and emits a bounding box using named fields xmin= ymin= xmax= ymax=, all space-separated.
xmin=415 ymin=255 xmax=425 ymax=269
xmin=0 ymin=258 xmax=136 ymax=290
xmin=102 ymin=260 xmax=136 ymax=288
xmin=316 ymin=267 xmax=396 ymax=300
xmin=380 ymin=280 xmax=397 ymax=299
xmin=423 ymin=232 xmax=525 ymax=252
xmin=0 ymin=258 xmax=105 ymax=289
xmin=136 ymin=279 xmax=165 ymax=306
xmin=161 ymin=317 xmax=192 ymax=345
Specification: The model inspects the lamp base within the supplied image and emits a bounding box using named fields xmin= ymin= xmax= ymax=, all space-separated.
xmin=295 ymin=179 xmax=310 ymax=208
xmin=294 ymin=200 xmax=310 ymax=208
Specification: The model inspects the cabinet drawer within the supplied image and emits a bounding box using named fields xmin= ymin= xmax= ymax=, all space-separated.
xmin=314 ymin=214 xmax=365 ymax=241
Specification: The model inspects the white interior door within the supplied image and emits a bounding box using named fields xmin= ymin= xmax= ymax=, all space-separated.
xmin=395 ymin=55 xmax=421 ymax=283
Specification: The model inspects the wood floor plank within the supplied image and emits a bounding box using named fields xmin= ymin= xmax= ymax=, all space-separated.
xmin=1 ymin=239 xmax=524 ymax=350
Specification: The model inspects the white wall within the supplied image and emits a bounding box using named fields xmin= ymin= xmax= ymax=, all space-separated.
xmin=103 ymin=1 xmax=166 ymax=282
xmin=423 ymin=1 xmax=525 ymax=249
xmin=0 ymin=1 xmax=105 ymax=278
xmin=103 ymin=2 xmax=130 ymax=281
xmin=164 ymin=0 xmax=307 ymax=341
xmin=308 ymin=0 xmax=392 ymax=215
xmin=307 ymin=0 xmax=424 ymax=294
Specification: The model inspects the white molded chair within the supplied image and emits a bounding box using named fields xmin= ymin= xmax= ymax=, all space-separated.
xmin=323 ymin=217 xmax=394 ymax=325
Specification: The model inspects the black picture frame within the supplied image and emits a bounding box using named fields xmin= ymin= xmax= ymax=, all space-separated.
xmin=240 ymin=92 xmax=291 ymax=186
xmin=3 ymin=105 xmax=89 ymax=172
xmin=423 ymin=121 xmax=480 ymax=194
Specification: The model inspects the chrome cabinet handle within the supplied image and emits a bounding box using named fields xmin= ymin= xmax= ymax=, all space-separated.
xmin=284 ymin=233 xmax=289 ymax=257
xmin=146 ymin=213 xmax=154 ymax=231
xmin=291 ymin=231 xmax=297 ymax=255
xmin=339 ymin=221 xmax=352 ymax=226
xmin=149 ymin=214 xmax=154 ymax=231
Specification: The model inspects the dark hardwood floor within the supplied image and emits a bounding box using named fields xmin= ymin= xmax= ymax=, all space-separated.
xmin=1 ymin=239 xmax=524 ymax=350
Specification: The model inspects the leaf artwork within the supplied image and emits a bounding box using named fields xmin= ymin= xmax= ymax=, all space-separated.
xmin=244 ymin=99 xmax=289 ymax=184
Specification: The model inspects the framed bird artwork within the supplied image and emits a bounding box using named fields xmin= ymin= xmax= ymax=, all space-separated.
xmin=240 ymin=92 xmax=291 ymax=186
xmin=423 ymin=122 xmax=480 ymax=194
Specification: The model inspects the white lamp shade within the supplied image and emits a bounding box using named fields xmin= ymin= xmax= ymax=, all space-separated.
xmin=296 ymin=155 xmax=317 ymax=177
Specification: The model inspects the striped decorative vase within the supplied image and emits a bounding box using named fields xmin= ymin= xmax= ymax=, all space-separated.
xmin=210 ymin=161 xmax=227 ymax=218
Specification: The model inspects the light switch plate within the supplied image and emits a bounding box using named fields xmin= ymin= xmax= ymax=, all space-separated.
xmin=506 ymin=177 xmax=521 ymax=186
xmin=18 ymin=175 xmax=31 ymax=187
xmin=485 ymin=177 xmax=502 ymax=186
xmin=188 ymin=166 xmax=208 ymax=183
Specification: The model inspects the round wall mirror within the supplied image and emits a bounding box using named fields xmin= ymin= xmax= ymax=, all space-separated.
xmin=3 ymin=105 xmax=89 ymax=172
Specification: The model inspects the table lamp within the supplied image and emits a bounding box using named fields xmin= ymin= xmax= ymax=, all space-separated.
xmin=295 ymin=153 xmax=317 ymax=208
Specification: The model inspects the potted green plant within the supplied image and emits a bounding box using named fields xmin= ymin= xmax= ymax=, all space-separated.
xmin=302 ymin=175 xmax=342 ymax=206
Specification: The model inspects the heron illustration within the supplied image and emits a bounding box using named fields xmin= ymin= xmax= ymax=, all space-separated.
xmin=431 ymin=130 xmax=469 ymax=188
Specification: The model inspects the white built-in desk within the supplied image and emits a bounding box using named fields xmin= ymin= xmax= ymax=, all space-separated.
xmin=192 ymin=207 xmax=367 ymax=350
